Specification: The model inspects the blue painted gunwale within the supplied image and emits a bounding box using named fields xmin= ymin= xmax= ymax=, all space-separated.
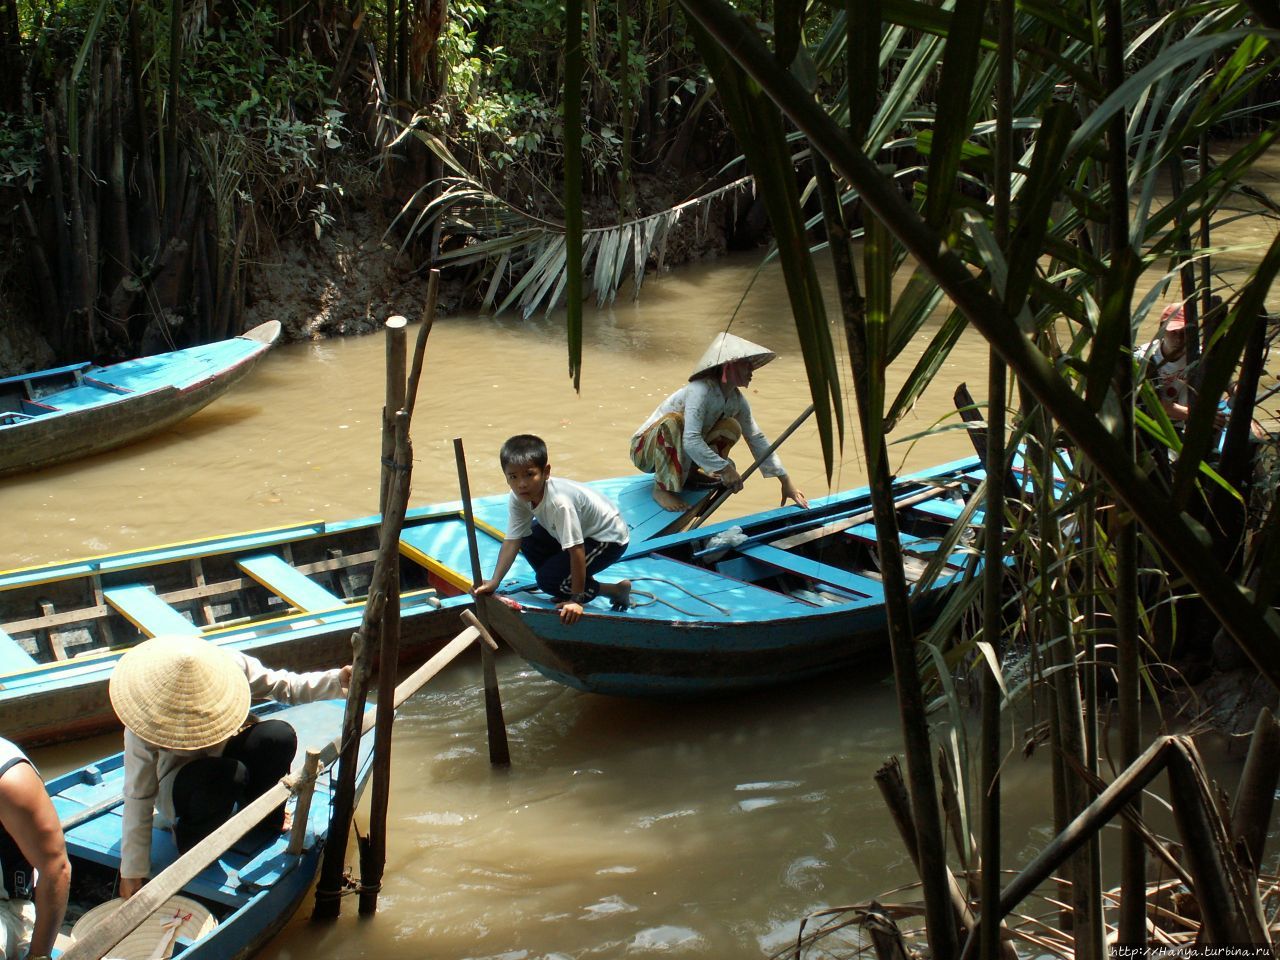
xmin=47 ymin=699 xmax=374 ymax=960
xmin=482 ymin=456 xmax=987 ymax=697
xmin=0 ymin=322 xmax=282 ymax=478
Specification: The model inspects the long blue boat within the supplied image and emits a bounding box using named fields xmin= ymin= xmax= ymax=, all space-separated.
xmin=477 ymin=457 xmax=986 ymax=697
xmin=0 ymin=321 xmax=281 ymax=478
xmin=0 ymin=476 xmax=680 ymax=746
xmin=47 ymin=699 xmax=366 ymax=960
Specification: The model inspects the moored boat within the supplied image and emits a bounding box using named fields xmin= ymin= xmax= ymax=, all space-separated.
xmin=0 ymin=474 xmax=682 ymax=746
xmin=0 ymin=321 xmax=281 ymax=478
xmin=478 ymin=457 xmax=987 ymax=697
xmin=48 ymin=628 xmax=482 ymax=960
xmin=47 ymin=699 xmax=363 ymax=960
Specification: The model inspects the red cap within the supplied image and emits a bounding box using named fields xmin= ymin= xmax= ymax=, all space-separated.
xmin=1161 ymin=303 xmax=1186 ymax=332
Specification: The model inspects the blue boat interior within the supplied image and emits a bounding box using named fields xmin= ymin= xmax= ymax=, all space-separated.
xmin=0 ymin=336 xmax=266 ymax=425
xmin=506 ymin=465 xmax=984 ymax=623
xmin=50 ymin=700 xmax=364 ymax=948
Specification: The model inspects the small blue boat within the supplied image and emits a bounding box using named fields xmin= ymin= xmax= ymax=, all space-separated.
xmin=0 ymin=475 xmax=680 ymax=746
xmin=478 ymin=457 xmax=986 ymax=697
xmin=48 ymin=698 xmax=369 ymax=960
xmin=0 ymin=321 xmax=281 ymax=478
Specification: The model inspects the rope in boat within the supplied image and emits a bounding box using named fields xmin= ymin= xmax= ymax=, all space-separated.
xmin=622 ymin=577 xmax=732 ymax=616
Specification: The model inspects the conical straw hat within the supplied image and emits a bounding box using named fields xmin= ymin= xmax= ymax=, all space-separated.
xmin=109 ymin=635 xmax=250 ymax=750
xmin=70 ymin=894 xmax=217 ymax=960
xmin=688 ymin=332 xmax=776 ymax=381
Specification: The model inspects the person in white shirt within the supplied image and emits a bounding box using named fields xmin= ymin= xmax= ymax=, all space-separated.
xmin=109 ymin=635 xmax=351 ymax=899
xmin=473 ymin=434 xmax=631 ymax=624
xmin=0 ymin=738 xmax=68 ymax=960
xmin=631 ymin=332 xmax=808 ymax=512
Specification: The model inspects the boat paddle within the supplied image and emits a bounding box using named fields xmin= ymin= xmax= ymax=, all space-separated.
xmin=59 ymin=623 xmax=492 ymax=960
xmin=656 ymin=403 xmax=816 ymax=537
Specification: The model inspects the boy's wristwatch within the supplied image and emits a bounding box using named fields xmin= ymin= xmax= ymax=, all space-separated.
xmin=569 ymin=593 xmax=590 ymax=605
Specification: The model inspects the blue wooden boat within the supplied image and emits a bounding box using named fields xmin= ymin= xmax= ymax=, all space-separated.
xmin=0 ymin=321 xmax=281 ymax=478
xmin=477 ymin=457 xmax=986 ymax=697
xmin=0 ymin=476 xmax=681 ymax=746
xmin=49 ymin=698 xmax=376 ymax=960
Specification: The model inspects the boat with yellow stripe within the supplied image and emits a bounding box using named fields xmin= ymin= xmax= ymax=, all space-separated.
xmin=0 ymin=476 xmax=677 ymax=746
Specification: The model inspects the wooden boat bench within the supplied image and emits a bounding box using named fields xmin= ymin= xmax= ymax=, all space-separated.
xmin=103 ymin=585 xmax=197 ymax=636
xmin=0 ymin=625 xmax=37 ymax=671
xmin=236 ymin=553 xmax=343 ymax=612
xmin=738 ymin=543 xmax=883 ymax=599
xmin=843 ymin=523 xmax=968 ymax=567
xmin=908 ymin=496 xmax=968 ymax=523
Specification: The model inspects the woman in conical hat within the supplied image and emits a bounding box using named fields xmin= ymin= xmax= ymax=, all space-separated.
xmin=109 ymin=635 xmax=351 ymax=900
xmin=630 ymin=332 xmax=809 ymax=511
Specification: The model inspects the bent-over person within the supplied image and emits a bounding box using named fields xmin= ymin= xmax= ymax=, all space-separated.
xmin=631 ymin=332 xmax=808 ymax=512
xmin=109 ymin=635 xmax=350 ymax=899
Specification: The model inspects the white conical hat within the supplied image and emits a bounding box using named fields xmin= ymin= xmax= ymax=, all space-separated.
xmin=71 ymin=895 xmax=217 ymax=959
xmin=688 ymin=332 xmax=776 ymax=381
xmin=109 ymin=635 xmax=250 ymax=750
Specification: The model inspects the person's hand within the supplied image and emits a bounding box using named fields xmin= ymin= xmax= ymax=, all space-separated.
xmin=557 ymin=601 xmax=584 ymax=625
xmin=339 ymin=664 xmax=353 ymax=689
xmin=472 ymin=579 xmax=497 ymax=598
xmin=717 ymin=463 xmax=743 ymax=493
xmin=780 ymin=476 xmax=809 ymax=509
xmin=119 ymin=876 xmax=145 ymax=899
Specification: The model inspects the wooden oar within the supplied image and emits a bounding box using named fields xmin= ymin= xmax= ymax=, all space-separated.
xmin=680 ymin=404 xmax=808 ymax=537
xmin=655 ymin=403 xmax=816 ymax=538
xmin=60 ymin=625 xmax=484 ymax=960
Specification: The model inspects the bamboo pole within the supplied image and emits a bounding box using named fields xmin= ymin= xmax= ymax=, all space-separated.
xmin=453 ymin=437 xmax=511 ymax=766
xmin=360 ymin=316 xmax=409 ymax=915
xmin=1230 ymin=706 xmax=1280 ymax=873
xmin=314 ymin=406 xmax=415 ymax=919
xmin=1166 ymin=745 xmax=1269 ymax=941
xmin=814 ymin=161 xmax=956 ymax=960
xmin=984 ymin=6 xmax=1011 ymax=941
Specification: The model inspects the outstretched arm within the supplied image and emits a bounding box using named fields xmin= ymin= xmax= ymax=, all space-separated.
xmin=474 ymin=539 xmax=523 ymax=596
xmin=0 ymin=762 xmax=69 ymax=956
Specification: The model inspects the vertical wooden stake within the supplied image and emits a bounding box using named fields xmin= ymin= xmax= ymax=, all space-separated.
xmin=362 ymin=317 xmax=408 ymax=915
xmin=453 ymin=436 xmax=511 ymax=766
xmin=315 ymin=319 xmax=416 ymax=921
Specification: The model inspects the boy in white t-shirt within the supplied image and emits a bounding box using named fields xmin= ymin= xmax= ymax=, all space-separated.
xmin=473 ymin=434 xmax=631 ymax=624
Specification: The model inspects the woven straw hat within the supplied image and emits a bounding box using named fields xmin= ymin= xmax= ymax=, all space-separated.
xmin=689 ymin=332 xmax=776 ymax=381
xmin=71 ymin=895 xmax=217 ymax=960
xmin=109 ymin=635 xmax=249 ymax=750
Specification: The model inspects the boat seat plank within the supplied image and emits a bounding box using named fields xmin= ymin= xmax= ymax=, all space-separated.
xmin=236 ymin=554 xmax=343 ymax=612
xmin=103 ymin=585 xmax=197 ymax=636
xmin=0 ymin=626 xmax=37 ymax=670
xmin=909 ymin=497 xmax=967 ymax=521
xmin=399 ymin=518 xmax=534 ymax=591
xmin=845 ymin=522 xmax=974 ymax=568
xmin=603 ymin=555 xmax=809 ymax=620
xmin=738 ymin=543 xmax=882 ymax=598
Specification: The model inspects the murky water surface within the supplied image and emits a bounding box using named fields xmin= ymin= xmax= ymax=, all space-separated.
xmin=7 ymin=141 xmax=1278 ymax=957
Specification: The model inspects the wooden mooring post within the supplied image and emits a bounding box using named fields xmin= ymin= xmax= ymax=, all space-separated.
xmin=314 ymin=282 xmax=439 ymax=920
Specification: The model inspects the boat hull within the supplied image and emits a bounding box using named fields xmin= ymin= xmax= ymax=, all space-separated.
xmin=481 ymin=457 xmax=985 ymax=698
xmin=480 ymin=593 xmax=933 ymax=696
xmin=0 ymin=321 xmax=280 ymax=477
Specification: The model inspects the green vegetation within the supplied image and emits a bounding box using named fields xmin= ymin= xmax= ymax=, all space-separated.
xmin=2 ymin=0 xmax=1279 ymax=949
